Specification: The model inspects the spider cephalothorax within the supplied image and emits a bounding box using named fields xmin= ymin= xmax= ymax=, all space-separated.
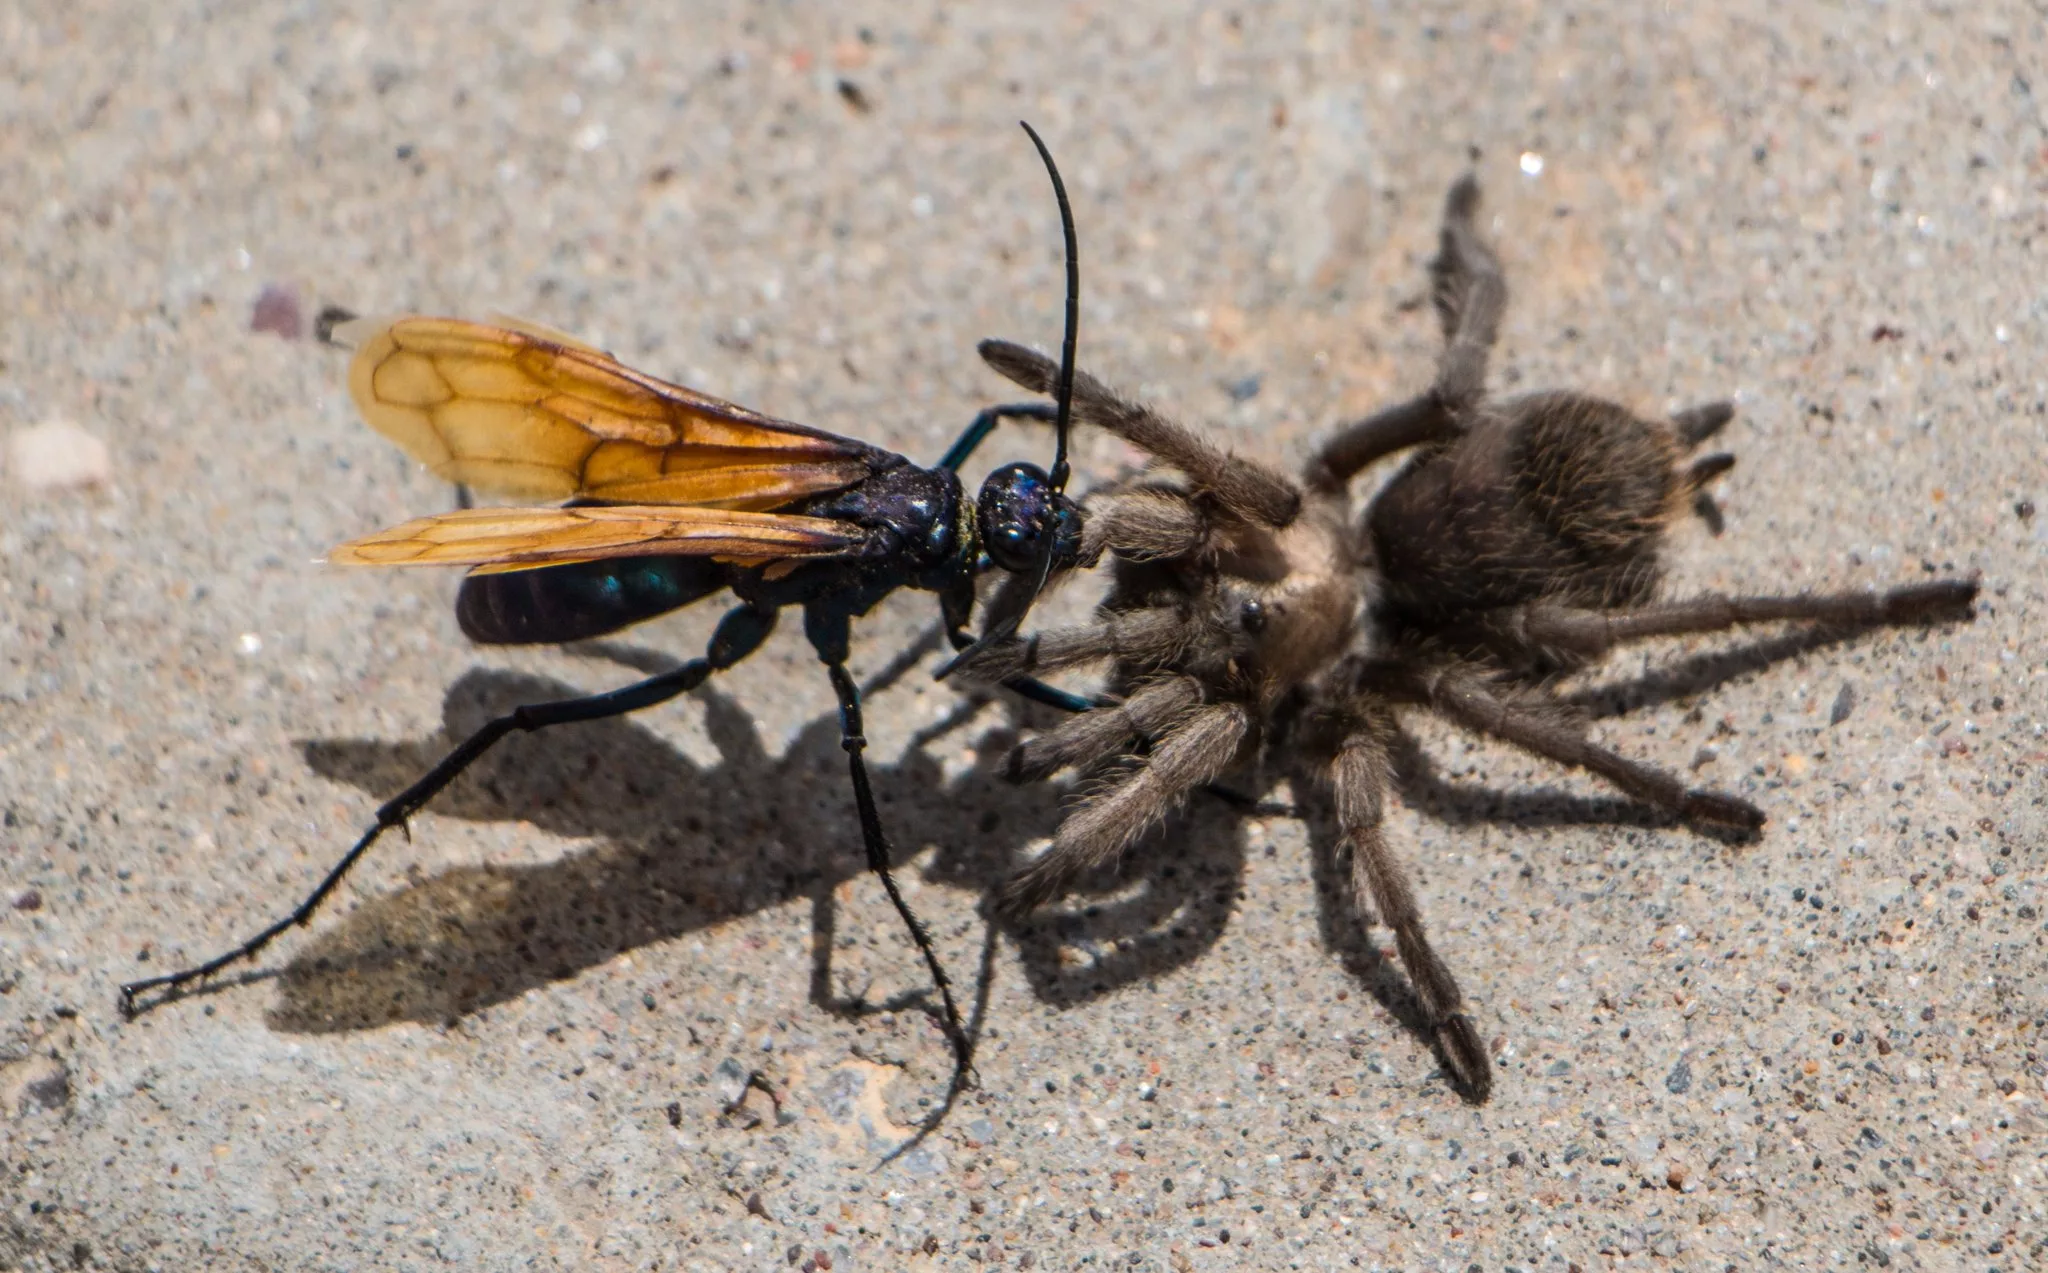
xmin=966 ymin=175 xmax=1978 ymax=1100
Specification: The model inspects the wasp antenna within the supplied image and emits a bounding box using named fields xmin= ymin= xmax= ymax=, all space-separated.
xmin=932 ymin=123 xmax=1082 ymax=684
xmin=1018 ymin=120 xmax=1077 ymax=495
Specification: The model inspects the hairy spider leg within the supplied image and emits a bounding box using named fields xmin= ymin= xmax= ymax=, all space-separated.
xmin=1305 ymin=171 xmax=1509 ymax=493
xmin=1509 ymin=579 xmax=1978 ymax=662
xmin=1328 ymin=717 xmax=1491 ymax=1100
xmin=1367 ymin=661 xmax=1766 ymax=831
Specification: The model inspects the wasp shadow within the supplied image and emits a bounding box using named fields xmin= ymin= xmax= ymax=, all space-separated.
xmin=277 ymin=664 xmax=1251 ymax=1034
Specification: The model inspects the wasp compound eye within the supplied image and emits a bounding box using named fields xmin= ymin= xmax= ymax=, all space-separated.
xmin=978 ymin=461 xmax=1060 ymax=573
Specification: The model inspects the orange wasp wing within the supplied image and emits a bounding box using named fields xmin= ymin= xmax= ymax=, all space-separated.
xmin=328 ymin=504 xmax=871 ymax=573
xmin=335 ymin=316 xmax=892 ymax=510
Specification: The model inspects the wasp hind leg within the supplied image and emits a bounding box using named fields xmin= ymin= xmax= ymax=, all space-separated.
xmin=118 ymin=603 xmax=780 ymax=1016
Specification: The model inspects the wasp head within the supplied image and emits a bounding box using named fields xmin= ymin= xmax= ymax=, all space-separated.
xmin=975 ymin=461 xmax=1083 ymax=574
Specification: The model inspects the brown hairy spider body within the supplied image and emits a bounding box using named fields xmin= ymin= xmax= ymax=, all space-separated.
xmin=1208 ymin=504 xmax=1363 ymax=698
xmin=968 ymin=175 xmax=1978 ymax=1100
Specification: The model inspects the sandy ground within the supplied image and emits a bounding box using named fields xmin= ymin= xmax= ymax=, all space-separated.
xmin=4 ymin=2 xmax=2045 ymax=1269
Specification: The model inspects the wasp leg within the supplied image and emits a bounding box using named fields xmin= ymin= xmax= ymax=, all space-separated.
xmin=945 ymin=633 xmax=1282 ymax=814
xmin=937 ymin=572 xmax=1093 ymax=715
xmin=807 ymin=605 xmax=972 ymax=1077
xmin=118 ymin=603 xmax=779 ymax=1016
xmin=942 ymin=611 xmax=1094 ymax=713
xmin=984 ymin=673 xmax=1094 ymax=714
xmin=936 ymin=402 xmax=1060 ymax=473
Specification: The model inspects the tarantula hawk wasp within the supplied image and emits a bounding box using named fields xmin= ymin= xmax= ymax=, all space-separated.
xmin=119 ymin=124 xmax=1093 ymax=1074
xmin=962 ymin=174 xmax=1979 ymax=1100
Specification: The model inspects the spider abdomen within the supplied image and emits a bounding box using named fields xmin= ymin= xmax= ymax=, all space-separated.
xmin=1367 ymin=394 xmax=1684 ymax=627
xmin=1507 ymin=392 xmax=1682 ymax=557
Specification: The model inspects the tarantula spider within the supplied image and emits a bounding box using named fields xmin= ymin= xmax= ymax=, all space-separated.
xmin=966 ymin=175 xmax=1977 ymax=1099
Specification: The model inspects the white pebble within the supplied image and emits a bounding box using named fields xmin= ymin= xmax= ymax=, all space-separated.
xmin=7 ymin=420 xmax=111 ymax=491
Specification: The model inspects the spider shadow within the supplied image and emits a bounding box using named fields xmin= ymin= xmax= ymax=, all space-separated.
xmin=1562 ymin=622 xmax=1881 ymax=721
xmin=1386 ymin=624 xmax=1885 ymax=839
xmin=1283 ymin=623 xmax=1881 ymax=1101
xmin=276 ymin=660 xmax=1060 ymax=1034
xmin=932 ymin=779 xmax=1255 ymax=1012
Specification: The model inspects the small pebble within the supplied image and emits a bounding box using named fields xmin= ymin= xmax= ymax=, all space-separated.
xmin=8 ymin=421 xmax=111 ymax=491
xmin=712 ymin=1057 xmax=748 ymax=1106
xmin=836 ymin=79 xmax=872 ymax=114
xmin=1665 ymin=1057 xmax=1692 ymax=1094
xmin=249 ymin=283 xmax=304 ymax=339
xmin=1829 ymin=682 xmax=1857 ymax=726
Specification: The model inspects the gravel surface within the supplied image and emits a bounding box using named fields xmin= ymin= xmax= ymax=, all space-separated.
xmin=4 ymin=2 xmax=2044 ymax=1269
